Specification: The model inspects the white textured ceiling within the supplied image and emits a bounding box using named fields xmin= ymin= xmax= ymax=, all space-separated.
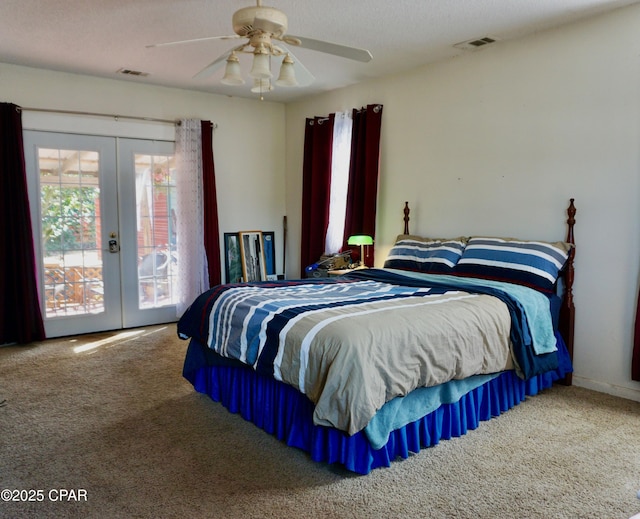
xmin=1 ymin=0 xmax=638 ymax=103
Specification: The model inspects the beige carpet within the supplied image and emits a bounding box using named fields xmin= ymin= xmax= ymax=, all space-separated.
xmin=1 ymin=324 xmax=639 ymax=519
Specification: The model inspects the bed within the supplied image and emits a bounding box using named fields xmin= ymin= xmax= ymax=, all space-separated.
xmin=177 ymin=199 xmax=576 ymax=474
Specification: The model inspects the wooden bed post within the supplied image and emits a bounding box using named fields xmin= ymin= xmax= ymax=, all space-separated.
xmin=558 ymin=199 xmax=576 ymax=386
xmin=403 ymin=201 xmax=410 ymax=235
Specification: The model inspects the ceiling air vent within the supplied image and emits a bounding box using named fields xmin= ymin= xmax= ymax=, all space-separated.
xmin=116 ymin=68 xmax=149 ymax=77
xmin=454 ymin=36 xmax=497 ymax=51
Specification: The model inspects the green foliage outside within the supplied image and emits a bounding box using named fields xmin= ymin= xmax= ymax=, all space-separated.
xmin=41 ymin=185 xmax=99 ymax=255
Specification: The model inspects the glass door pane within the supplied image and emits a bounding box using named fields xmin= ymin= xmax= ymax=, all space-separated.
xmin=134 ymin=153 xmax=177 ymax=308
xmin=38 ymin=148 xmax=104 ymax=317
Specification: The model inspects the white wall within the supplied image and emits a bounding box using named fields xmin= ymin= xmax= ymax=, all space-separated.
xmin=0 ymin=63 xmax=287 ymax=275
xmin=284 ymin=5 xmax=640 ymax=401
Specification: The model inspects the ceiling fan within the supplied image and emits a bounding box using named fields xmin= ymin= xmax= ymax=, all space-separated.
xmin=147 ymin=0 xmax=373 ymax=96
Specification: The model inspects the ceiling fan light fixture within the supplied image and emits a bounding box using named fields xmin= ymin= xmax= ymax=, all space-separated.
xmin=275 ymin=54 xmax=298 ymax=87
xmin=220 ymin=52 xmax=245 ymax=85
xmin=250 ymin=78 xmax=274 ymax=94
xmin=249 ymin=44 xmax=272 ymax=79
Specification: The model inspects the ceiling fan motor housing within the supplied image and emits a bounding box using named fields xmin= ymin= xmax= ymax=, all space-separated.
xmin=232 ymin=6 xmax=288 ymax=37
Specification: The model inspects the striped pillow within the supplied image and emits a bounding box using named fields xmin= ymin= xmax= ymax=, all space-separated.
xmin=384 ymin=235 xmax=468 ymax=273
xmin=453 ymin=237 xmax=573 ymax=292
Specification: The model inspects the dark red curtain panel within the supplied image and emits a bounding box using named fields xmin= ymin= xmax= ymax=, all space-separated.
xmin=201 ymin=120 xmax=221 ymax=287
xmin=343 ymin=104 xmax=383 ymax=266
xmin=633 ymin=291 xmax=640 ymax=380
xmin=300 ymin=115 xmax=335 ymax=277
xmin=0 ymin=103 xmax=46 ymax=344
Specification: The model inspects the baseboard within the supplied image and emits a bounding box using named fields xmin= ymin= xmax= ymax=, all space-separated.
xmin=573 ymin=375 xmax=640 ymax=403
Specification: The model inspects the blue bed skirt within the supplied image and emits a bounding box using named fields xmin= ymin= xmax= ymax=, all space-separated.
xmin=184 ymin=338 xmax=571 ymax=475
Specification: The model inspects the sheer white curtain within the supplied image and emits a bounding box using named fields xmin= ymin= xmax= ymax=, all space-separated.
xmin=324 ymin=111 xmax=353 ymax=254
xmin=175 ymin=119 xmax=209 ymax=316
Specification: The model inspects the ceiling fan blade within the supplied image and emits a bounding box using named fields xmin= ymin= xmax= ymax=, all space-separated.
xmin=146 ymin=35 xmax=240 ymax=49
xmin=288 ymin=35 xmax=372 ymax=62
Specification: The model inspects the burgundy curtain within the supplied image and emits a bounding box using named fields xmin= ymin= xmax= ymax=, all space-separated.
xmin=300 ymin=115 xmax=335 ymax=277
xmin=343 ymin=104 xmax=383 ymax=266
xmin=0 ymin=103 xmax=46 ymax=344
xmin=201 ymin=121 xmax=221 ymax=286
xmin=633 ymin=290 xmax=640 ymax=380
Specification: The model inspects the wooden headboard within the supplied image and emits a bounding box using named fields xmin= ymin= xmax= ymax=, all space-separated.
xmin=401 ymin=198 xmax=576 ymax=386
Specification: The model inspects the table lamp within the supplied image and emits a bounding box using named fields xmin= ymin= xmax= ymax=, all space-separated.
xmin=347 ymin=235 xmax=374 ymax=267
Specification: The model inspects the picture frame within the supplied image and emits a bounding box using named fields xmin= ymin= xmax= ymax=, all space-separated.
xmin=224 ymin=232 xmax=243 ymax=284
xmin=239 ymin=231 xmax=267 ymax=282
xmin=262 ymin=231 xmax=276 ymax=277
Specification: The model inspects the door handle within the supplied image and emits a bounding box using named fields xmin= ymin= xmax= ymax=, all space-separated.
xmin=108 ymin=239 xmax=120 ymax=253
xmin=108 ymin=232 xmax=119 ymax=253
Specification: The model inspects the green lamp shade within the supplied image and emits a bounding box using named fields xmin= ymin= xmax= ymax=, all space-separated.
xmin=347 ymin=235 xmax=374 ymax=246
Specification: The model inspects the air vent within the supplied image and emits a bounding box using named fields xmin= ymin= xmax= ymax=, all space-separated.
xmin=116 ymin=68 xmax=149 ymax=77
xmin=454 ymin=36 xmax=497 ymax=51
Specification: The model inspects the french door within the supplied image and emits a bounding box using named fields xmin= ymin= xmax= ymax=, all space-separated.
xmin=24 ymin=131 xmax=178 ymax=337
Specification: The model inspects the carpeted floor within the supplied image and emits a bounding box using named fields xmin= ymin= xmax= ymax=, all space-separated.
xmin=1 ymin=324 xmax=639 ymax=519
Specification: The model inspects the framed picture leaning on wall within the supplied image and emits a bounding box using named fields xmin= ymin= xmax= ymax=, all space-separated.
xmin=239 ymin=231 xmax=267 ymax=282
xmin=224 ymin=232 xmax=243 ymax=284
xmin=262 ymin=231 xmax=275 ymax=278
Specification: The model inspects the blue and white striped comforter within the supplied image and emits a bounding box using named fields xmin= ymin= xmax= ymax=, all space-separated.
xmin=177 ymin=268 xmax=559 ymax=435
